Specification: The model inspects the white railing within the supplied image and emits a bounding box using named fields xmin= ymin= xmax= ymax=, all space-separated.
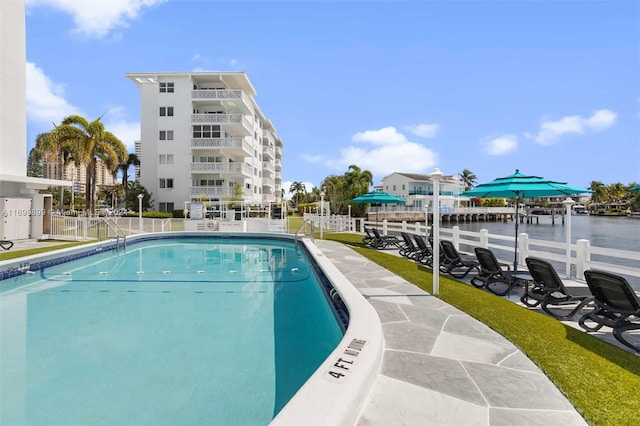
xmin=191 ymin=162 xmax=252 ymax=175
xmin=191 ymin=137 xmax=252 ymax=154
xmin=51 ymin=217 xmax=173 ymax=240
xmin=346 ymin=218 xmax=640 ymax=285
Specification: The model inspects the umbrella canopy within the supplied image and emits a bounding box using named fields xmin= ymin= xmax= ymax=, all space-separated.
xmin=461 ymin=169 xmax=589 ymax=270
xmin=351 ymin=190 xmax=405 ymax=225
xmin=630 ymin=185 xmax=640 ymax=192
xmin=351 ymin=190 xmax=405 ymax=205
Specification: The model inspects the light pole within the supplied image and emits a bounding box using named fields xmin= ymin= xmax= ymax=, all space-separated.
xmin=137 ymin=193 xmax=144 ymax=233
xmin=563 ymin=197 xmax=575 ymax=278
xmin=348 ymin=204 xmax=352 ymax=232
xmin=430 ymin=168 xmax=443 ymax=295
xmin=320 ymin=191 xmax=325 ymax=239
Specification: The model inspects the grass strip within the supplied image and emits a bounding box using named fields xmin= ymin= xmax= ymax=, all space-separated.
xmin=324 ymin=232 xmax=640 ymax=426
xmin=0 ymin=241 xmax=92 ymax=261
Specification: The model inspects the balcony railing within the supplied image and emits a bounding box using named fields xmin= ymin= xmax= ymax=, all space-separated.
xmin=190 ymin=186 xmax=234 ymax=198
xmin=262 ymin=161 xmax=275 ymax=173
xmin=191 ymin=162 xmax=252 ymax=176
xmin=191 ymin=113 xmax=253 ymax=135
xmin=191 ymin=89 xmax=252 ymax=109
xmin=191 ymin=137 xmax=252 ymax=155
xmin=262 ymin=178 xmax=275 ymax=187
xmin=408 ymin=190 xmax=457 ymax=196
xmin=263 ymin=145 xmax=275 ymax=159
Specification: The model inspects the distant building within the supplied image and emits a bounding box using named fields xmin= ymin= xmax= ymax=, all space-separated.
xmin=126 ymin=72 xmax=283 ymax=212
xmin=381 ymin=172 xmax=466 ymax=210
xmin=42 ymin=153 xmax=116 ymax=193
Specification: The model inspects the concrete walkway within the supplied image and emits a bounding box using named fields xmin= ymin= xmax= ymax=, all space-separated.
xmin=314 ymin=240 xmax=587 ymax=426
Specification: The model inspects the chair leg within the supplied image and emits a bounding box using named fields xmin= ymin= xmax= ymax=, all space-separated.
xmin=541 ymin=296 xmax=594 ymax=320
xmin=613 ymin=324 xmax=640 ymax=353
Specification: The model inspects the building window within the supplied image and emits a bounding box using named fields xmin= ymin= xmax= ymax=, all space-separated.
xmin=159 ymin=82 xmax=174 ymax=93
xmin=159 ymin=178 xmax=174 ymax=189
xmin=393 ymin=185 xmax=396 ymax=191
xmin=159 ymin=107 xmax=174 ymax=117
xmin=402 ymin=184 xmax=405 ymax=190
xmin=158 ymin=202 xmax=175 ymax=212
xmin=192 ymin=125 xmax=221 ymax=138
xmin=159 ymin=130 xmax=174 ymax=140
xmin=159 ymin=154 xmax=174 ymax=164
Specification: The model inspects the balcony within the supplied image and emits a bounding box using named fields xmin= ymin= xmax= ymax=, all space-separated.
xmin=191 ymin=162 xmax=252 ymax=177
xmin=190 ymin=186 xmax=234 ymax=198
xmin=191 ymin=113 xmax=253 ymax=136
xmin=191 ymin=89 xmax=252 ymax=113
xmin=191 ymin=137 xmax=252 ymax=156
xmin=262 ymin=145 xmax=275 ymax=160
xmin=408 ymin=190 xmax=456 ymax=196
xmin=262 ymin=178 xmax=275 ymax=188
xmin=262 ymin=161 xmax=275 ymax=173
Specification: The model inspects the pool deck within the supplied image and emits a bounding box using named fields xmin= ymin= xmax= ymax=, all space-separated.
xmin=314 ymin=239 xmax=588 ymax=426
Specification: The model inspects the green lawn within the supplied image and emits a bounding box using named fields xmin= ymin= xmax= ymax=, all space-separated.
xmin=322 ymin=232 xmax=640 ymax=426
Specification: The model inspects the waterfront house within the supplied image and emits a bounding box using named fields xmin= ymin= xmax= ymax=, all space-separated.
xmin=381 ymin=172 xmax=466 ymax=211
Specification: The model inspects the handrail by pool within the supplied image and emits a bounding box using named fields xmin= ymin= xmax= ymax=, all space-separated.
xmin=294 ymin=219 xmax=315 ymax=245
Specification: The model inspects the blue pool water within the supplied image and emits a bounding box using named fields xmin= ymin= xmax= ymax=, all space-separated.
xmin=0 ymin=237 xmax=344 ymax=425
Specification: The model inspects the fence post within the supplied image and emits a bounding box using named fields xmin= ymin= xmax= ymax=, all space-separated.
xmin=575 ymin=239 xmax=590 ymax=280
xmin=518 ymin=233 xmax=529 ymax=269
xmin=452 ymin=226 xmax=460 ymax=249
xmin=382 ymin=219 xmax=388 ymax=235
xmin=480 ymin=229 xmax=489 ymax=248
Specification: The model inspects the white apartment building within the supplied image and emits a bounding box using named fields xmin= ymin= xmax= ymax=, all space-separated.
xmin=126 ymin=72 xmax=283 ymax=213
xmin=382 ymin=172 xmax=466 ymax=210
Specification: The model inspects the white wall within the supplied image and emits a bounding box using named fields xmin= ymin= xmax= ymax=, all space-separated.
xmin=0 ymin=0 xmax=27 ymax=177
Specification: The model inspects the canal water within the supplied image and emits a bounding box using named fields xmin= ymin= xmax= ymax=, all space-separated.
xmin=442 ymin=215 xmax=640 ymax=289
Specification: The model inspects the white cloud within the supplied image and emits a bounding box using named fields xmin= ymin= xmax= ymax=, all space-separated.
xmin=533 ymin=109 xmax=617 ymax=145
xmin=26 ymin=0 xmax=166 ymax=38
xmin=482 ymin=134 xmax=518 ymax=156
xmin=27 ymin=63 xmax=139 ymax=151
xmin=300 ymin=153 xmax=326 ymax=163
xmin=405 ymin=123 xmax=439 ymax=138
xmin=323 ymin=127 xmax=437 ymax=181
xmin=103 ymin=107 xmax=140 ymax=152
xmin=26 ymin=62 xmax=81 ymax=125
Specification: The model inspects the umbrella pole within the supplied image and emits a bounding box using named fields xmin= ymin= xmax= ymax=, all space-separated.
xmin=514 ymin=196 xmax=520 ymax=271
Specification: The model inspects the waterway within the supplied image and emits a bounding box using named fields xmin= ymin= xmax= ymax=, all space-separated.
xmin=443 ymin=215 xmax=640 ymax=253
xmin=442 ymin=215 xmax=640 ymax=290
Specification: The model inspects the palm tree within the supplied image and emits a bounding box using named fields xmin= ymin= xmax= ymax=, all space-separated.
xmin=458 ymin=169 xmax=477 ymax=190
xmin=589 ymin=181 xmax=606 ymax=214
xmin=118 ymin=153 xmax=140 ymax=200
xmin=37 ymin=115 xmax=127 ymax=215
xmin=345 ymin=164 xmax=373 ymax=198
xmin=322 ymin=174 xmax=346 ymax=214
xmin=34 ymin=133 xmax=77 ymax=210
xmin=289 ymin=181 xmax=306 ymax=208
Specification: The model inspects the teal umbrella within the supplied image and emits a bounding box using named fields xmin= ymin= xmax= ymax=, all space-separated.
xmin=462 ymin=169 xmax=589 ymax=270
xmin=630 ymin=185 xmax=640 ymax=192
xmin=351 ymin=190 xmax=405 ymax=225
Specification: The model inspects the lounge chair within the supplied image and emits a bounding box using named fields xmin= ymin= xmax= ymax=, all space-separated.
xmin=471 ymin=247 xmax=521 ymax=295
xmin=578 ymin=270 xmax=640 ymax=352
xmin=522 ymin=257 xmax=594 ymax=320
xmin=399 ymin=232 xmax=420 ymax=259
xmin=370 ymin=227 xmax=402 ymax=250
xmin=440 ymin=240 xmax=479 ymax=278
xmin=362 ymin=226 xmax=376 ymax=247
xmin=412 ymin=234 xmax=434 ymax=266
xmin=0 ymin=240 xmax=13 ymax=250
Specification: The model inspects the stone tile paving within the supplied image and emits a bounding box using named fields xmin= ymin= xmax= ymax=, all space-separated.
xmin=314 ymin=240 xmax=587 ymax=426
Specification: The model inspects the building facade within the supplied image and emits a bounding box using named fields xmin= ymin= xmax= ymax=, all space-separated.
xmin=126 ymin=72 xmax=283 ymax=212
xmin=42 ymin=153 xmax=116 ymax=193
xmin=381 ymin=172 xmax=467 ymax=210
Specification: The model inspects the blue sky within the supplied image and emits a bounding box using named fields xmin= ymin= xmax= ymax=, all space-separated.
xmin=24 ymin=0 xmax=640 ymax=195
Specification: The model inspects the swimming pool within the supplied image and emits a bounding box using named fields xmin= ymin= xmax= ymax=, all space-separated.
xmin=0 ymin=233 xmax=382 ymax=425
